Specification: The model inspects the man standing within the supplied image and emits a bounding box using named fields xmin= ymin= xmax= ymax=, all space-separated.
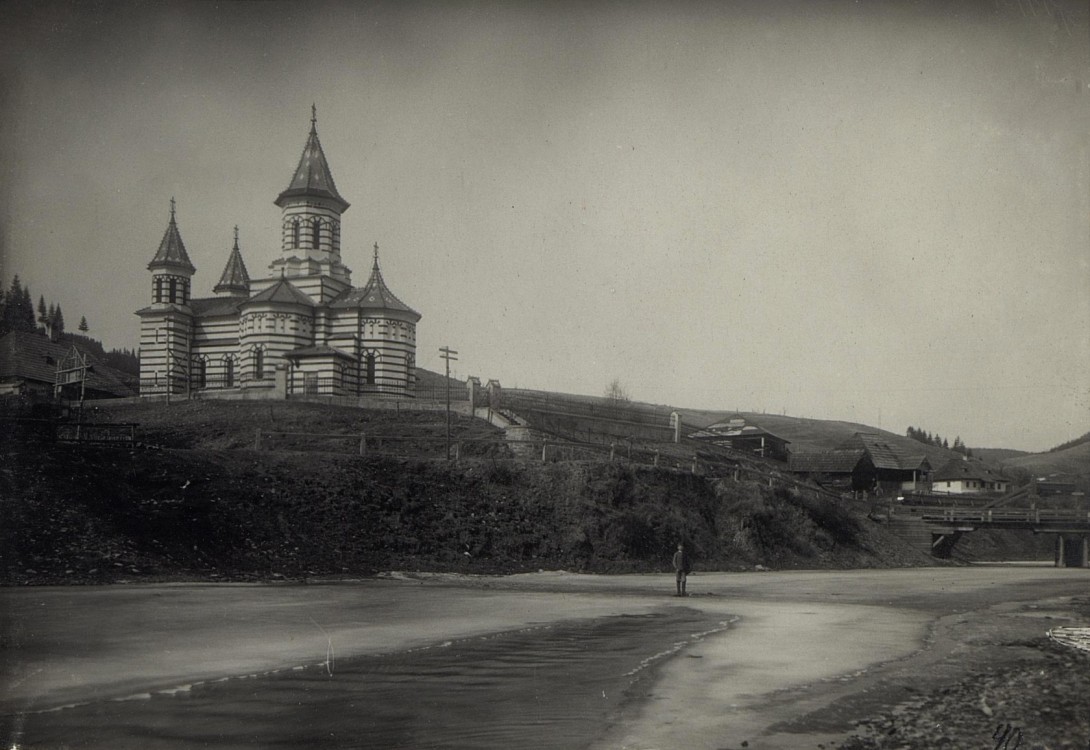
xmin=672 ymin=543 xmax=691 ymax=597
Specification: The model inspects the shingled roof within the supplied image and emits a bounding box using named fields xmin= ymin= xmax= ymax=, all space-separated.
xmin=838 ymin=433 xmax=909 ymax=470
xmin=246 ymin=278 xmax=315 ymax=307
xmin=148 ymin=200 xmax=196 ymax=275
xmin=0 ymin=331 xmax=136 ymax=397
xmin=190 ymin=297 xmax=245 ymax=318
xmin=283 ymin=344 xmax=355 ymax=361
xmin=789 ymin=449 xmax=870 ymax=474
xmin=213 ymin=229 xmax=250 ymax=295
xmin=274 ymin=108 xmax=349 ymax=212
xmin=932 ymin=458 xmax=1006 ymax=483
xmin=329 ymin=249 xmax=420 ymax=320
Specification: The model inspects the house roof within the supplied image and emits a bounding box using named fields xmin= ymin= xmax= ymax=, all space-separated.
xmin=789 ymin=449 xmax=870 ymax=474
xmin=0 ymin=331 xmax=136 ymax=397
xmin=329 ymin=249 xmax=420 ymax=320
xmin=213 ymin=230 xmax=250 ymax=295
xmin=838 ymin=432 xmax=914 ymax=471
xmin=148 ymin=200 xmax=196 ymax=274
xmin=274 ymin=109 xmax=349 ymax=212
xmin=692 ymin=416 xmax=790 ymax=444
xmin=245 ymin=278 xmax=315 ymax=307
xmin=932 ymin=458 xmax=1006 ymax=483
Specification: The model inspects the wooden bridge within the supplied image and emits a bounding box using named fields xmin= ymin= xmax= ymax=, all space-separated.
xmin=885 ymin=504 xmax=1090 ymax=567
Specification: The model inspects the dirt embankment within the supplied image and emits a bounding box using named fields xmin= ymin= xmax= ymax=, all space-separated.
xmin=1 ymin=434 xmax=940 ymax=585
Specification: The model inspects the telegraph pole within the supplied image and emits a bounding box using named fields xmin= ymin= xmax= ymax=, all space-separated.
xmin=439 ymin=346 xmax=458 ymax=460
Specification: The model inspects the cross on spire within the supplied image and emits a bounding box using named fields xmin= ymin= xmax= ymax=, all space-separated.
xmin=169 ymin=196 xmax=176 ymax=221
xmin=311 ymin=103 xmax=317 ymax=128
xmin=233 ymin=225 xmax=239 ymax=245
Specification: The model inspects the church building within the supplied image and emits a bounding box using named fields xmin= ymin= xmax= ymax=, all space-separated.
xmin=136 ymin=109 xmax=420 ymax=399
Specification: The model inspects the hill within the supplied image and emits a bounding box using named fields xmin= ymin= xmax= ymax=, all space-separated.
xmin=971 ymin=448 xmax=1029 ymax=464
xmin=2 ymin=400 xmax=947 ymax=585
xmin=1005 ymin=441 xmax=1090 ymax=479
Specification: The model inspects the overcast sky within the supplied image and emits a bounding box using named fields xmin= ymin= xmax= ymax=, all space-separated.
xmin=1 ymin=0 xmax=1087 ymax=452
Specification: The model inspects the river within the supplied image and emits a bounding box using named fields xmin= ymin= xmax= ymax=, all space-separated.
xmin=2 ymin=564 xmax=1088 ymax=749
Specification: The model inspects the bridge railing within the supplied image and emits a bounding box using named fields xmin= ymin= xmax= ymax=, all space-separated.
xmin=890 ymin=505 xmax=1090 ymax=526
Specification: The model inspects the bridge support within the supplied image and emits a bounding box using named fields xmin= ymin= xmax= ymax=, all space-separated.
xmin=1055 ymin=534 xmax=1090 ymax=568
xmin=930 ymin=531 xmax=963 ymax=560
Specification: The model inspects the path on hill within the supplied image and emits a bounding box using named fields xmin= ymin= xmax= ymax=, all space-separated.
xmin=2 ymin=565 xmax=1089 ymax=749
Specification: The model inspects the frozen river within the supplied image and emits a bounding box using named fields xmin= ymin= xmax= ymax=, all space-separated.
xmin=3 ymin=564 xmax=1088 ymax=748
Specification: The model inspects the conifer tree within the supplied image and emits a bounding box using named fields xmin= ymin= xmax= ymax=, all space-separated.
xmin=7 ymin=276 xmax=36 ymax=333
xmin=37 ymin=295 xmax=48 ymax=328
xmin=52 ymin=304 xmax=65 ymax=338
xmin=79 ymin=315 xmax=89 ymax=333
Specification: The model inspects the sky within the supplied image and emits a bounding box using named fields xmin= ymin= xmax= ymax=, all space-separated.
xmin=0 ymin=0 xmax=1087 ymax=452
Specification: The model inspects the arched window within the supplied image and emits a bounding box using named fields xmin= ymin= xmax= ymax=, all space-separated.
xmin=311 ymin=218 xmax=321 ymax=249
xmin=364 ymin=352 xmax=376 ymax=385
xmin=195 ymin=357 xmax=207 ymax=389
xmin=223 ymin=357 xmax=235 ymax=388
xmin=253 ymin=347 xmax=264 ymax=380
xmin=292 ymin=220 xmax=301 ymax=249
xmin=168 ymin=278 xmax=177 ymax=303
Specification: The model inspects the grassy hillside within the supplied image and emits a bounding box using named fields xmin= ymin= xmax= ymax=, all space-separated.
xmin=93 ymin=399 xmax=502 ymax=454
xmin=972 ymin=448 xmax=1029 ymax=463
xmin=1005 ymin=441 xmax=1090 ymax=478
xmin=1 ymin=401 xmax=944 ymax=584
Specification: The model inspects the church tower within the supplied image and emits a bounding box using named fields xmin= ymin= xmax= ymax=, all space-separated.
xmin=214 ymin=226 xmax=251 ymax=298
xmin=265 ymin=105 xmax=352 ymax=302
xmin=136 ymin=199 xmax=196 ymax=396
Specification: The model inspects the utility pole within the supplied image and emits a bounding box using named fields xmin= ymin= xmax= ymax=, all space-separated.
xmin=439 ymin=346 xmax=458 ymax=460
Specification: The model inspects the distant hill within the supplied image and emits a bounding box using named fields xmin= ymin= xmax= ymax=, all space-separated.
xmin=972 ymin=448 xmax=1030 ymax=464
xmin=1005 ymin=441 xmax=1090 ymax=478
xmin=674 ymin=409 xmax=965 ymax=467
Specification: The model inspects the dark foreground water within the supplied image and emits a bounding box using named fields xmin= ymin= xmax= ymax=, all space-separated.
xmin=7 ymin=607 xmax=731 ymax=749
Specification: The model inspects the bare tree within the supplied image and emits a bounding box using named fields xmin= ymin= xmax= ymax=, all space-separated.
xmin=604 ymin=378 xmax=630 ymax=402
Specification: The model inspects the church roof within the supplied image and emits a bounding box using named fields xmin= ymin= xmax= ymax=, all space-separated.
xmin=148 ymin=199 xmax=196 ymax=274
xmin=330 ymin=246 xmax=420 ymax=320
xmin=213 ymin=228 xmax=250 ymax=295
xmin=274 ymin=107 xmax=349 ymax=212
xmin=246 ymin=278 xmax=315 ymax=307
xmin=190 ymin=297 xmax=245 ymax=317
xmin=284 ymin=344 xmax=355 ymax=361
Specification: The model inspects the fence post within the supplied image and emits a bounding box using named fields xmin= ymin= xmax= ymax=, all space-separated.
xmin=359 ymin=433 xmax=366 ymax=457
xmin=255 ymin=428 xmax=262 ymax=451
xmin=654 ymin=451 xmax=659 ymax=467
xmin=610 ymin=442 xmax=615 ymax=462
xmin=542 ymin=441 xmax=547 ymax=462
xmin=691 ymin=455 xmax=697 ymax=474
xmin=455 ymin=442 xmax=461 ymax=461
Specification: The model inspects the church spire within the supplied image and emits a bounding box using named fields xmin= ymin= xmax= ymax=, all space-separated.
xmin=148 ymin=197 xmax=195 ymax=274
xmin=214 ymin=225 xmax=251 ymax=297
xmin=274 ymin=105 xmax=349 ymax=212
